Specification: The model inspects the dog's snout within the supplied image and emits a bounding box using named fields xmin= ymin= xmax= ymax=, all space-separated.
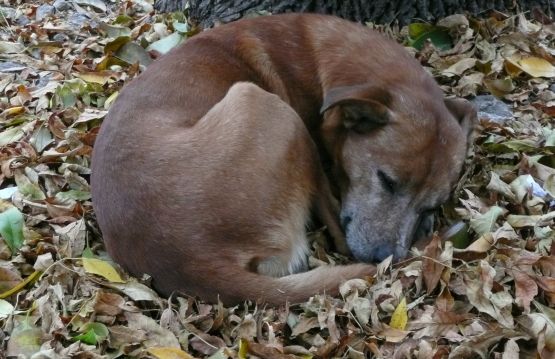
xmin=340 ymin=215 xmax=352 ymax=230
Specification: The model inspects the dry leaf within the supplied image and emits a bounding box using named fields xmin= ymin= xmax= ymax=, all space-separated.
xmin=506 ymin=56 xmax=555 ymax=78
xmin=147 ymin=347 xmax=194 ymax=359
xmin=422 ymin=233 xmax=443 ymax=294
xmin=82 ymin=257 xmax=125 ymax=283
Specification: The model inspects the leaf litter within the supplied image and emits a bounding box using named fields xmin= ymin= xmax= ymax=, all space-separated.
xmin=0 ymin=1 xmax=554 ymax=358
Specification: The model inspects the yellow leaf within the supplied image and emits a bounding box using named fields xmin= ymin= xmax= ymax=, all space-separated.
xmin=82 ymin=258 xmax=124 ymax=283
xmin=147 ymin=347 xmax=194 ymax=359
xmin=506 ymin=56 xmax=555 ymax=78
xmin=238 ymin=338 xmax=248 ymax=359
xmin=389 ymin=297 xmax=408 ymax=330
xmin=2 ymin=107 xmax=25 ymax=117
xmin=74 ymin=71 xmax=114 ymax=85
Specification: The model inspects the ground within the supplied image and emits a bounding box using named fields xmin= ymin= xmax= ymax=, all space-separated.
xmin=0 ymin=1 xmax=554 ymax=358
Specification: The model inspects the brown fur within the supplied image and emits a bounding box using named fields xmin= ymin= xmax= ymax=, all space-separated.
xmin=91 ymin=14 xmax=475 ymax=305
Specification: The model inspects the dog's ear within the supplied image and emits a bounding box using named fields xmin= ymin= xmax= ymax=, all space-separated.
xmin=321 ymin=85 xmax=391 ymax=133
xmin=444 ymin=98 xmax=478 ymax=147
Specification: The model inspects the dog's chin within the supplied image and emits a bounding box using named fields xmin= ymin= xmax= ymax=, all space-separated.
xmin=346 ymin=235 xmax=412 ymax=264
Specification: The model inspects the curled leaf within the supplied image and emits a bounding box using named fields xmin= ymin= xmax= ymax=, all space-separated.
xmin=506 ymin=56 xmax=555 ymax=78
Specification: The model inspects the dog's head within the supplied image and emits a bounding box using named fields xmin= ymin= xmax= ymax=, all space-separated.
xmin=320 ymin=83 xmax=476 ymax=262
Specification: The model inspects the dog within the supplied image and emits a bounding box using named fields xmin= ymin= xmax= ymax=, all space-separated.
xmin=91 ymin=13 xmax=476 ymax=305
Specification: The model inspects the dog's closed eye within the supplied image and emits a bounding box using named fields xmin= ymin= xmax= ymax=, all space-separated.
xmin=377 ymin=170 xmax=397 ymax=194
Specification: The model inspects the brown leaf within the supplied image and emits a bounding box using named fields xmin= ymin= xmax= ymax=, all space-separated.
xmin=435 ymin=287 xmax=454 ymax=312
xmin=465 ymin=261 xmax=514 ymax=328
xmin=0 ymin=265 xmax=23 ymax=292
xmin=247 ymin=341 xmax=296 ymax=359
xmin=93 ymin=291 xmax=126 ymax=316
xmin=189 ymin=333 xmax=226 ymax=356
xmin=535 ymin=275 xmax=555 ymax=294
xmin=290 ymin=315 xmax=319 ymax=336
xmin=538 ymin=256 xmax=555 ymax=277
xmin=512 ymin=270 xmax=538 ymax=313
xmin=422 ymin=233 xmax=443 ymax=294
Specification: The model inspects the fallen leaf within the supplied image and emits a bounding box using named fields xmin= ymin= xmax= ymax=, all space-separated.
xmin=502 ymin=338 xmax=519 ymax=359
xmin=465 ymin=261 xmax=514 ymax=328
xmin=486 ymin=172 xmax=516 ymax=200
xmin=6 ymin=316 xmax=42 ymax=357
xmin=512 ymin=270 xmax=538 ymax=313
xmin=107 ymin=279 xmax=162 ymax=302
xmin=389 ymin=297 xmax=408 ymax=330
xmin=422 ymin=233 xmax=444 ymax=294
xmin=442 ymin=58 xmax=477 ymax=77
xmin=469 ymin=206 xmax=505 ymax=235
xmin=506 ymin=55 xmax=555 ymax=78
xmin=73 ymin=322 xmax=109 ymax=345
xmin=408 ymin=23 xmax=453 ymax=50
xmin=74 ymin=0 xmax=107 ymax=12
xmin=82 ymin=250 xmax=125 ymax=283
xmin=0 ymin=299 xmax=14 ymax=318
xmin=147 ymin=33 xmax=184 ymax=54
xmin=0 ymin=204 xmax=25 ymax=253
xmin=147 ymin=347 xmax=194 ymax=359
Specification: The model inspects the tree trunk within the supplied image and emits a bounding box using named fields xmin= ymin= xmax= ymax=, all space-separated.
xmin=154 ymin=0 xmax=554 ymax=28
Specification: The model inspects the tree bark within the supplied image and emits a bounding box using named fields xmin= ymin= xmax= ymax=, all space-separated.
xmin=154 ymin=0 xmax=554 ymax=28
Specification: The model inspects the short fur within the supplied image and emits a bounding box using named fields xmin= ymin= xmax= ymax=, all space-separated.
xmin=91 ymin=14 xmax=476 ymax=305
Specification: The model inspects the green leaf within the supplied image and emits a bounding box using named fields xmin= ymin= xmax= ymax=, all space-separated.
xmin=14 ymin=171 xmax=46 ymax=200
xmin=104 ymin=36 xmax=131 ymax=54
xmin=55 ymin=190 xmax=91 ymax=202
xmin=444 ymin=221 xmax=470 ymax=249
xmin=501 ymin=139 xmax=539 ymax=152
xmin=56 ymin=84 xmax=77 ymax=108
xmin=408 ymin=23 xmax=453 ymax=51
xmin=72 ymin=322 xmax=109 ymax=345
xmin=0 ymin=206 xmax=25 ymax=252
xmin=113 ymin=15 xmax=134 ymax=27
xmin=82 ymin=247 xmax=94 ymax=259
xmin=147 ymin=32 xmax=183 ymax=54
xmin=172 ymin=21 xmax=189 ymax=33
xmin=408 ymin=23 xmax=434 ymax=38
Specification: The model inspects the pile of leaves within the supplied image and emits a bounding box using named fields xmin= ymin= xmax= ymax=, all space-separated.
xmin=0 ymin=0 xmax=554 ymax=358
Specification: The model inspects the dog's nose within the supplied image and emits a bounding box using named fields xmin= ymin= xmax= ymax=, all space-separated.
xmin=340 ymin=215 xmax=352 ymax=230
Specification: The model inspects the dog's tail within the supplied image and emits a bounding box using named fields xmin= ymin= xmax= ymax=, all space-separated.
xmin=208 ymin=263 xmax=375 ymax=306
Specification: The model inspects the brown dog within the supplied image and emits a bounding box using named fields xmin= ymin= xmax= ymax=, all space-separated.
xmin=91 ymin=13 xmax=475 ymax=305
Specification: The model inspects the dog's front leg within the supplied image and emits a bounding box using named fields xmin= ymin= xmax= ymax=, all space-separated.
xmin=315 ymin=176 xmax=351 ymax=256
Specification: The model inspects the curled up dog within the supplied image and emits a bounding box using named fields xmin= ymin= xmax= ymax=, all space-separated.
xmin=91 ymin=14 xmax=476 ymax=305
